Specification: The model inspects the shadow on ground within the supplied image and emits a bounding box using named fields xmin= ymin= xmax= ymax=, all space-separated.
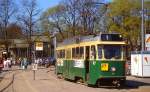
xmin=125 ymin=80 xmax=150 ymax=89
xmin=94 ymin=80 xmax=150 ymax=90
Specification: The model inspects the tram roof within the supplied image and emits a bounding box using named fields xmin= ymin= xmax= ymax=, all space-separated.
xmin=57 ymin=33 xmax=125 ymax=48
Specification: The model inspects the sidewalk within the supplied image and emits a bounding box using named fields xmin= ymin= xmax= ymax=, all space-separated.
xmin=0 ymin=65 xmax=59 ymax=92
xmin=16 ymin=66 xmax=60 ymax=92
xmin=0 ymin=65 xmax=55 ymax=92
xmin=0 ymin=70 xmax=14 ymax=92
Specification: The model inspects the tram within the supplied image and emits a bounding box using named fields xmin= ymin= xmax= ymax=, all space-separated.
xmin=56 ymin=33 xmax=126 ymax=87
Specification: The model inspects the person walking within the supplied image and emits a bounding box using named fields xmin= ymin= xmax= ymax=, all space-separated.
xmin=0 ymin=57 xmax=3 ymax=72
xmin=7 ymin=58 xmax=12 ymax=69
xmin=18 ymin=57 xmax=22 ymax=69
xmin=21 ymin=58 xmax=25 ymax=70
xmin=23 ymin=58 xmax=28 ymax=70
xmin=3 ymin=58 xmax=9 ymax=71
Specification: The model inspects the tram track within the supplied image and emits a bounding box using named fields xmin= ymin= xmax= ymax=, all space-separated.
xmin=0 ymin=68 xmax=21 ymax=92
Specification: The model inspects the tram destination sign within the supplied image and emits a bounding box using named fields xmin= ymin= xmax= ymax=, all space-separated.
xmin=101 ymin=34 xmax=123 ymax=41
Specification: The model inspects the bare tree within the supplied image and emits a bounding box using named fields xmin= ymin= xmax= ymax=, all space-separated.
xmin=40 ymin=0 xmax=108 ymax=41
xmin=0 ymin=0 xmax=17 ymax=54
xmin=17 ymin=0 xmax=40 ymax=59
xmin=18 ymin=0 xmax=40 ymax=39
xmin=58 ymin=0 xmax=107 ymax=36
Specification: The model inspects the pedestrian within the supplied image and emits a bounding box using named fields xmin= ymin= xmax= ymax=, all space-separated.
xmin=10 ymin=57 xmax=15 ymax=65
xmin=23 ymin=58 xmax=28 ymax=70
xmin=21 ymin=58 xmax=25 ymax=70
xmin=3 ymin=58 xmax=9 ymax=71
xmin=7 ymin=58 xmax=12 ymax=69
xmin=0 ymin=57 xmax=3 ymax=72
xmin=18 ymin=57 xmax=22 ymax=68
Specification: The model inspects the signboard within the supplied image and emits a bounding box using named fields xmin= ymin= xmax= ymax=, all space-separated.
xmin=145 ymin=34 xmax=150 ymax=51
xmin=2 ymin=51 xmax=7 ymax=54
xmin=101 ymin=63 xmax=109 ymax=71
xmin=131 ymin=52 xmax=150 ymax=77
xmin=32 ymin=64 xmax=38 ymax=70
xmin=74 ymin=60 xmax=84 ymax=68
xmin=35 ymin=42 xmax=43 ymax=51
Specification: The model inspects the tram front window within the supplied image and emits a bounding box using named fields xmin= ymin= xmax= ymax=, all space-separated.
xmin=104 ymin=45 xmax=121 ymax=59
xmin=98 ymin=45 xmax=102 ymax=59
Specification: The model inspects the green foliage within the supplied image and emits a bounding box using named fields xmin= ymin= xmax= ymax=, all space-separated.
xmin=40 ymin=5 xmax=66 ymax=40
xmin=108 ymin=0 xmax=142 ymax=50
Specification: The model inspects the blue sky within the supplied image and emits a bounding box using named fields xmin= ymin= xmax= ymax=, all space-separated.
xmin=37 ymin=0 xmax=112 ymax=11
xmin=37 ymin=0 xmax=62 ymax=11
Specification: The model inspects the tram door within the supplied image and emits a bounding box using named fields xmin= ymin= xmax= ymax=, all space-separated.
xmin=85 ymin=46 xmax=90 ymax=78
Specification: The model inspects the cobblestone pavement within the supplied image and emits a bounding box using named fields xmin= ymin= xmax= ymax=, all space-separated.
xmin=0 ymin=66 xmax=150 ymax=92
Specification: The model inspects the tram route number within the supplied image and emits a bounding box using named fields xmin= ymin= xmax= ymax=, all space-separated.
xmin=101 ymin=63 xmax=108 ymax=71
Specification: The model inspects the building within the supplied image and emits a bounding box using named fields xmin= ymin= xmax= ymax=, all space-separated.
xmin=0 ymin=34 xmax=53 ymax=60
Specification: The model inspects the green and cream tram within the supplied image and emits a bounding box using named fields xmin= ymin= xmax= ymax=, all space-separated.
xmin=56 ymin=33 xmax=126 ymax=87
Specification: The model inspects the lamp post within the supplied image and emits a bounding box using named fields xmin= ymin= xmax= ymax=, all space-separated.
xmin=53 ymin=32 xmax=57 ymax=59
xmin=51 ymin=31 xmax=57 ymax=74
xmin=141 ymin=0 xmax=144 ymax=52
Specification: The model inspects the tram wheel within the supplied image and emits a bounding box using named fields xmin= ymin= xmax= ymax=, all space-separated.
xmin=97 ymin=80 xmax=101 ymax=88
xmin=76 ymin=77 xmax=83 ymax=84
xmin=57 ymin=74 xmax=63 ymax=79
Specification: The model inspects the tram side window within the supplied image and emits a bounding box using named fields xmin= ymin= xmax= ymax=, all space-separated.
xmin=98 ymin=45 xmax=102 ymax=59
xmin=80 ymin=47 xmax=84 ymax=59
xmin=76 ymin=47 xmax=79 ymax=58
xmin=72 ymin=48 xmax=76 ymax=58
xmin=60 ymin=50 xmax=63 ymax=58
xmin=57 ymin=50 xmax=60 ymax=58
xmin=61 ymin=50 xmax=65 ymax=58
xmin=57 ymin=50 xmax=65 ymax=58
xmin=66 ymin=49 xmax=71 ymax=59
xmin=91 ymin=45 xmax=96 ymax=59
xmin=72 ymin=47 xmax=84 ymax=59
xmin=123 ymin=46 xmax=126 ymax=59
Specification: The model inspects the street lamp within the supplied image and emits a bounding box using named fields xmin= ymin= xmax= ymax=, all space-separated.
xmin=141 ymin=0 xmax=144 ymax=52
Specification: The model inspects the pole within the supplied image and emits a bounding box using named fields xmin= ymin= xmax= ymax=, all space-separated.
xmin=53 ymin=35 xmax=57 ymax=59
xmin=53 ymin=32 xmax=57 ymax=74
xmin=141 ymin=0 xmax=144 ymax=77
xmin=141 ymin=0 xmax=144 ymax=52
xmin=33 ymin=70 xmax=35 ymax=80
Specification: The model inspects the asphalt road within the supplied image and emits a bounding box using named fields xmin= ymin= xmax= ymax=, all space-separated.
xmin=1 ymin=66 xmax=150 ymax=92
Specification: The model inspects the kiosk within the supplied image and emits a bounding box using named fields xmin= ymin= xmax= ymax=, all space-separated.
xmin=131 ymin=51 xmax=150 ymax=77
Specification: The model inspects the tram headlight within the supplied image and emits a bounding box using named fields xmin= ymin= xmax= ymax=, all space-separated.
xmin=111 ymin=67 xmax=116 ymax=72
